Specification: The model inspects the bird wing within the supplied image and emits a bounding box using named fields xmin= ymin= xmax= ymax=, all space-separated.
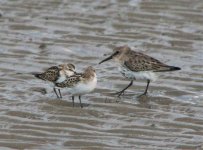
xmin=40 ymin=66 xmax=60 ymax=82
xmin=55 ymin=75 xmax=81 ymax=88
xmin=124 ymin=52 xmax=170 ymax=72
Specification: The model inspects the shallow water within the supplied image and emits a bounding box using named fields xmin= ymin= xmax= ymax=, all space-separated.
xmin=0 ymin=0 xmax=203 ymax=149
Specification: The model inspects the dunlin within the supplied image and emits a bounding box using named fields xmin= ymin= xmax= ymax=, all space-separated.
xmin=33 ymin=63 xmax=76 ymax=98
xmin=55 ymin=66 xmax=97 ymax=108
xmin=99 ymin=45 xmax=181 ymax=97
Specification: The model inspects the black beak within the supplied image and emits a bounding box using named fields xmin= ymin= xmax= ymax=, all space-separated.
xmin=99 ymin=51 xmax=118 ymax=64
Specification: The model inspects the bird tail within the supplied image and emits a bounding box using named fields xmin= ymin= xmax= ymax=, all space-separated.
xmin=168 ymin=66 xmax=181 ymax=71
xmin=32 ymin=72 xmax=46 ymax=80
xmin=154 ymin=65 xmax=181 ymax=72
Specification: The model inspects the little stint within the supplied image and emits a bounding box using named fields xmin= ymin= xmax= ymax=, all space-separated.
xmin=33 ymin=63 xmax=76 ymax=98
xmin=55 ymin=66 xmax=97 ymax=108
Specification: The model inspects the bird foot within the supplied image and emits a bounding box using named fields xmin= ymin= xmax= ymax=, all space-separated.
xmin=137 ymin=92 xmax=147 ymax=98
xmin=115 ymin=91 xmax=125 ymax=97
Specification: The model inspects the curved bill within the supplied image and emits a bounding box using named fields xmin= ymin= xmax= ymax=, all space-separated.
xmin=99 ymin=51 xmax=118 ymax=64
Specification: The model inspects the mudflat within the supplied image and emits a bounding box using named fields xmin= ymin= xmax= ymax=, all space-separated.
xmin=0 ymin=0 xmax=203 ymax=149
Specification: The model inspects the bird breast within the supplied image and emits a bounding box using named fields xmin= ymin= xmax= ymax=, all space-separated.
xmin=67 ymin=75 xmax=97 ymax=96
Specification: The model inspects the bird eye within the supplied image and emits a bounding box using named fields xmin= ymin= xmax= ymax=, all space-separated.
xmin=112 ymin=51 xmax=119 ymax=56
xmin=113 ymin=51 xmax=119 ymax=55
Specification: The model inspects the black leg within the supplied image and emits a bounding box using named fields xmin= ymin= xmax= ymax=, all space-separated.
xmin=53 ymin=87 xmax=59 ymax=98
xmin=115 ymin=80 xmax=133 ymax=97
xmin=138 ymin=80 xmax=150 ymax=97
xmin=72 ymin=96 xmax=74 ymax=107
xmin=58 ymin=89 xmax=62 ymax=99
xmin=79 ymin=95 xmax=83 ymax=108
xmin=144 ymin=80 xmax=150 ymax=94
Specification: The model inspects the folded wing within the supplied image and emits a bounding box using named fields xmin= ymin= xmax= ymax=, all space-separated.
xmin=33 ymin=66 xmax=60 ymax=82
xmin=124 ymin=52 xmax=180 ymax=72
xmin=55 ymin=75 xmax=81 ymax=88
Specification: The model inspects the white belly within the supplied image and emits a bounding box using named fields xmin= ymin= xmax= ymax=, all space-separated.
xmin=51 ymin=74 xmax=67 ymax=90
xmin=55 ymin=74 xmax=66 ymax=83
xmin=119 ymin=67 xmax=158 ymax=81
xmin=67 ymin=77 xmax=97 ymax=96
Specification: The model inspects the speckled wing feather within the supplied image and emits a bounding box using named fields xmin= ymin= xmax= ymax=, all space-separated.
xmin=55 ymin=75 xmax=81 ymax=88
xmin=34 ymin=66 xmax=60 ymax=82
xmin=124 ymin=51 xmax=170 ymax=72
